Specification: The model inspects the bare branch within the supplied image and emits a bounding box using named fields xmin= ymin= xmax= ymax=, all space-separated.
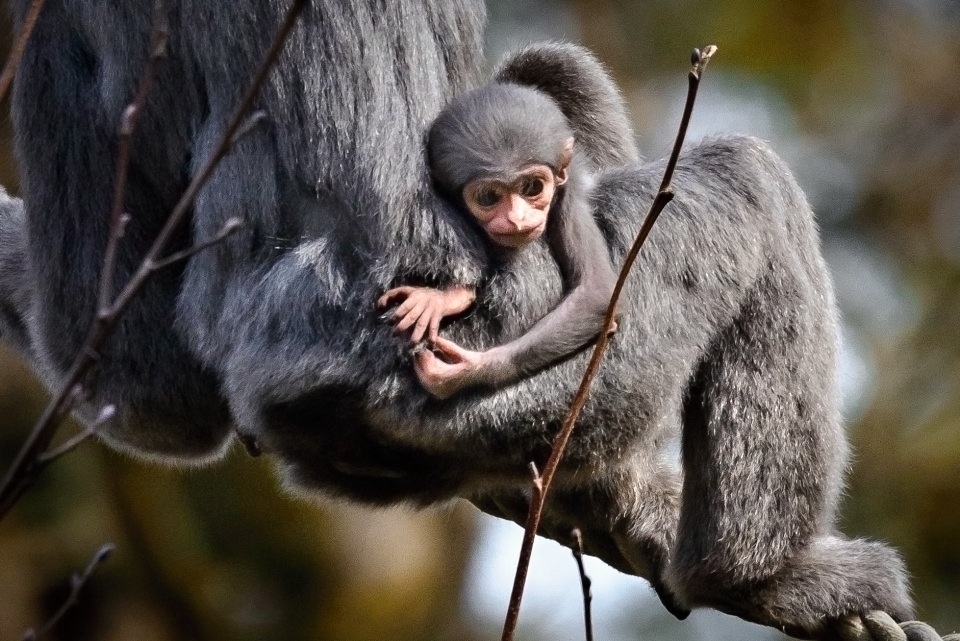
xmin=501 ymin=44 xmax=718 ymax=641
xmin=98 ymin=0 xmax=169 ymax=314
xmin=0 ymin=0 xmax=48 ymax=104
xmin=22 ymin=543 xmax=115 ymax=641
xmin=0 ymin=0 xmax=308 ymax=521
xmin=106 ymin=0 xmax=306 ymax=318
xmin=0 ymin=3 xmax=172 ymax=520
xmin=230 ymin=110 xmax=269 ymax=144
xmin=659 ymin=45 xmax=716 ymax=193
xmin=570 ymin=529 xmax=594 ymax=641
xmin=150 ymin=218 xmax=244 ymax=271
xmin=38 ymin=405 xmax=116 ymax=465
xmin=502 ymin=462 xmax=543 ymax=634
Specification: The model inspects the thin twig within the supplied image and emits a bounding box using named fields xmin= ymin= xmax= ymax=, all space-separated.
xmin=570 ymin=529 xmax=594 ymax=641
xmin=0 ymin=0 xmax=308 ymax=521
xmin=501 ymin=45 xmax=717 ymax=641
xmin=105 ymin=0 xmax=302 ymax=320
xmin=38 ymin=405 xmax=116 ymax=465
xmin=0 ymin=5 xmax=172 ymax=520
xmin=98 ymin=0 xmax=169 ymax=314
xmin=106 ymin=0 xmax=306 ymax=318
xmin=0 ymin=0 xmax=48 ymax=104
xmin=151 ymin=217 xmax=244 ymax=271
xmin=22 ymin=543 xmax=115 ymax=641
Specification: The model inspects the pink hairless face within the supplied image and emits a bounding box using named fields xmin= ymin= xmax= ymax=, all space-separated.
xmin=462 ymin=163 xmax=567 ymax=248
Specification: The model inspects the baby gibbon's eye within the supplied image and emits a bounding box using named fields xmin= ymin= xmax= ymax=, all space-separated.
xmin=474 ymin=187 xmax=501 ymax=207
xmin=519 ymin=177 xmax=545 ymax=198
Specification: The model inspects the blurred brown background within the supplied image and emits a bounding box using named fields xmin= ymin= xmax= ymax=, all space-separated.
xmin=1 ymin=2 xmax=958 ymax=639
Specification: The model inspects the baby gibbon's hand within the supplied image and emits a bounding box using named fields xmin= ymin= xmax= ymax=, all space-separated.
xmin=378 ymin=285 xmax=475 ymax=342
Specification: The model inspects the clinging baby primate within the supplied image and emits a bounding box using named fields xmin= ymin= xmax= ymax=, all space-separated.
xmin=379 ymin=83 xmax=618 ymax=399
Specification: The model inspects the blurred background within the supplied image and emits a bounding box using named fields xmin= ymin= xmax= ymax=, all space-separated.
xmin=1 ymin=1 xmax=958 ymax=639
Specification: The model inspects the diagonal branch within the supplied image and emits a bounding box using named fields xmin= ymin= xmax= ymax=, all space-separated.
xmin=106 ymin=0 xmax=306 ymax=318
xmin=0 ymin=2 xmax=173 ymax=521
xmin=500 ymin=45 xmax=717 ymax=641
xmin=0 ymin=0 xmax=308 ymax=521
xmin=21 ymin=543 xmax=115 ymax=641
xmin=0 ymin=0 xmax=48 ymax=104
xmin=97 ymin=0 xmax=169 ymax=314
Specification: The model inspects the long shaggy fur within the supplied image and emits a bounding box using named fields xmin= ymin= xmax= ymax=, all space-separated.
xmin=0 ymin=5 xmax=911 ymax=636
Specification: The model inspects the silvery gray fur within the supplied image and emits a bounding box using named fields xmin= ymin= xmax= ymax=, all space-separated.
xmin=0 ymin=2 xmax=911 ymax=637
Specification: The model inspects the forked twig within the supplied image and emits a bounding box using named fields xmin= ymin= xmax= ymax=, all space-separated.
xmin=0 ymin=0 xmax=308 ymax=520
xmin=105 ymin=0 xmax=307 ymax=318
xmin=500 ymin=45 xmax=717 ymax=641
xmin=0 ymin=2 xmax=173 ymax=520
xmin=21 ymin=543 xmax=115 ymax=641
